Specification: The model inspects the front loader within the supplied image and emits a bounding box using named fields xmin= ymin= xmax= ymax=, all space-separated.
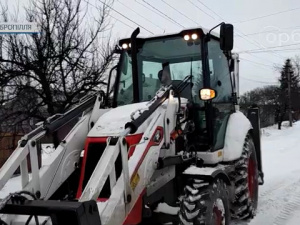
xmin=0 ymin=23 xmax=264 ymax=225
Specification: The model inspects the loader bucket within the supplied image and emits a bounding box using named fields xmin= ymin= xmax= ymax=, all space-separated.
xmin=0 ymin=200 xmax=101 ymax=225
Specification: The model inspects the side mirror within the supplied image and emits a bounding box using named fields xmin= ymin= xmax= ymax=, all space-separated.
xmin=220 ymin=23 xmax=234 ymax=51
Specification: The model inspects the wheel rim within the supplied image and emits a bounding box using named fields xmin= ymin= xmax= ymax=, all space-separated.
xmin=248 ymin=155 xmax=256 ymax=200
xmin=213 ymin=198 xmax=225 ymax=225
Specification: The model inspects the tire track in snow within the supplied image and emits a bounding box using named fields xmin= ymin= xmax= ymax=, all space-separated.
xmin=272 ymin=179 xmax=300 ymax=225
xmin=233 ymin=178 xmax=300 ymax=225
xmin=259 ymin=180 xmax=288 ymax=199
xmin=254 ymin=179 xmax=294 ymax=215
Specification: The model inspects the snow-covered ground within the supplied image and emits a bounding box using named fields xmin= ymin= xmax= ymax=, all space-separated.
xmin=235 ymin=121 xmax=300 ymax=225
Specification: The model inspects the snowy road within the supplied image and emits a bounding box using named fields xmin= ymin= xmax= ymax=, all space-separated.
xmin=235 ymin=121 xmax=300 ymax=225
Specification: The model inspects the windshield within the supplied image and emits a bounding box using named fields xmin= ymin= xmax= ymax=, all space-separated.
xmin=116 ymin=36 xmax=203 ymax=105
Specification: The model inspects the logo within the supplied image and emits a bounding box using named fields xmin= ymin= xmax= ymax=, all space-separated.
xmin=0 ymin=23 xmax=40 ymax=34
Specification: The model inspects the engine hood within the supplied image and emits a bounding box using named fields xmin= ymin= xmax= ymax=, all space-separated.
xmin=88 ymin=102 xmax=161 ymax=137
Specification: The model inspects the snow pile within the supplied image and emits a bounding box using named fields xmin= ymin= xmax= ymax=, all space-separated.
xmin=41 ymin=143 xmax=56 ymax=165
xmin=0 ymin=144 xmax=55 ymax=199
xmin=154 ymin=202 xmax=179 ymax=215
xmin=184 ymin=164 xmax=226 ymax=176
xmin=0 ymin=176 xmax=22 ymax=199
xmin=223 ymin=111 xmax=252 ymax=161
xmin=91 ymin=102 xmax=148 ymax=135
xmin=261 ymin=121 xmax=292 ymax=137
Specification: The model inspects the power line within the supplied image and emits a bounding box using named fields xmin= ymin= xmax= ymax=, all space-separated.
xmin=234 ymin=27 xmax=285 ymax=59
xmin=235 ymin=29 xmax=285 ymax=59
xmin=240 ymin=76 xmax=278 ymax=84
xmin=235 ymin=6 xmax=300 ymax=24
xmin=140 ymin=0 xmax=184 ymax=28
xmin=241 ymin=48 xmax=300 ymax=53
xmin=161 ymin=0 xmax=198 ymax=26
xmin=111 ymin=16 xmax=135 ymax=29
xmin=195 ymin=0 xmax=285 ymax=60
xmin=239 ymin=43 xmax=300 ymax=53
xmin=84 ymin=0 xmax=135 ymax=29
xmin=190 ymin=0 xmax=282 ymax=67
xmin=97 ymin=0 xmax=154 ymax=34
xmin=243 ymin=52 xmax=281 ymax=66
xmin=134 ymin=0 xmax=184 ymax=29
xmin=135 ymin=0 xmax=173 ymax=26
xmin=196 ymin=0 xmax=221 ymax=19
xmin=186 ymin=0 xmax=215 ymax=20
xmin=240 ymin=57 xmax=276 ymax=69
xmin=236 ymin=25 xmax=300 ymax=37
xmin=108 ymin=14 xmax=136 ymax=30
xmin=116 ymin=0 xmax=165 ymax=31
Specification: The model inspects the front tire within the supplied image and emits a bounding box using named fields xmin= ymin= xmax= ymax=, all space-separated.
xmin=231 ymin=134 xmax=259 ymax=219
xmin=179 ymin=178 xmax=230 ymax=225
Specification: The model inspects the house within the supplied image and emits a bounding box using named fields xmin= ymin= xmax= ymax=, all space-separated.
xmin=0 ymin=133 xmax=23 ymax=167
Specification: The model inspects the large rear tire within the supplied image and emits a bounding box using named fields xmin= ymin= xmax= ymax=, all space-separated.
xmin=179 ymin=178 xmax=230 ymax=225
xmin=231 ymin=134 xmax=259 ymax=219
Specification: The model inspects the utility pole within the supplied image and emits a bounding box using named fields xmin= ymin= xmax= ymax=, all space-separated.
xmin=0 ymin=36 xmax=2 ymax=59
xmin=0 ymin=36 xmax=2 ymax=102
xmin=288 ymin=67 xmax=293 ymax=127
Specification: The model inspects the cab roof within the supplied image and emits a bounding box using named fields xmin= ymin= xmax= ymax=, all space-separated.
xmin=119 ymin=26 xmax=220 ymax=45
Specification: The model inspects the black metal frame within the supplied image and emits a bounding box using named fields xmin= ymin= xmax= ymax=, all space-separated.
xmin=130 ymin=28 xmax=141 ymax=103
xmin=201 ymin=35 xmax=215 ymax=146
xmin=106 ymin=65 xmax=118 ymax=106
xmin=20 ymin=95 xmax=97 ymax=147
xmin=247 ymin=106 xmax=264 ymax=185
xmin=0 ymin=200 xmax=101 ymax=225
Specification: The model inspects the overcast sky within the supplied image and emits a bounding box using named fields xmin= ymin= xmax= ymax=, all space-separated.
xmin=6 ymin=0 xmax=300 ymax=94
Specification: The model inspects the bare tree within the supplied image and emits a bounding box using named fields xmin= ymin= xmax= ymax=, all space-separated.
xmin=0 ymin=0 xmax=115 ymax=138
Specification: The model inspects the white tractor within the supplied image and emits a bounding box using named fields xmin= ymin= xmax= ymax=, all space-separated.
xmin=0 ymin=23 xmax=264 ymax=225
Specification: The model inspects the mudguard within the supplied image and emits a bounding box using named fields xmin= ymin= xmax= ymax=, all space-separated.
xmin=183 ymin=165 xmax=235 ymax=199
xmin=222 ymin=111 xmax=252 ymax=162
xmin=183 ymin=165 xmax=232 ymax=185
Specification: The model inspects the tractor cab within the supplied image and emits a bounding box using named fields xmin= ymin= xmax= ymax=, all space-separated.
xmin=108 ymin=24 xmax=235 ymax=150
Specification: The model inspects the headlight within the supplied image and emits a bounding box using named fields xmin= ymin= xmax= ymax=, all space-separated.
xmin=184 ymin=34 xmax=190 ymax=41
xmin=199 ymin=88 xmax=216 ymax=101
xmin=191 ymin=33 xmax=198 ymax=40
xmin=122 ymin=43 xmax=129 ymax=49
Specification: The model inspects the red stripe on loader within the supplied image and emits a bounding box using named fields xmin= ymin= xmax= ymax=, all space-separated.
xmin=123 ymin=189 xmax=146 ymax=225
xmin=124 ymin=127 xmax=164 ymax=225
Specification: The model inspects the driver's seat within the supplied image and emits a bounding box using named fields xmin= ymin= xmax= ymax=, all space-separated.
xmin=157 ymin=70 xmax=192 ymax=100
xmin=171 ymin=80 xmax=192 ymax=100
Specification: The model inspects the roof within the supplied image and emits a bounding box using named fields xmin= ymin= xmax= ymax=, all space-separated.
xmin=145 ymin=26 xmax=220 ymax=39
xmin=119 ymin=26 xmax=220 ymax=44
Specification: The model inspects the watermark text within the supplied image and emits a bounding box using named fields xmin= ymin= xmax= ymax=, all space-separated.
xmin=0 ymin=23 xmax=40 ymax=34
